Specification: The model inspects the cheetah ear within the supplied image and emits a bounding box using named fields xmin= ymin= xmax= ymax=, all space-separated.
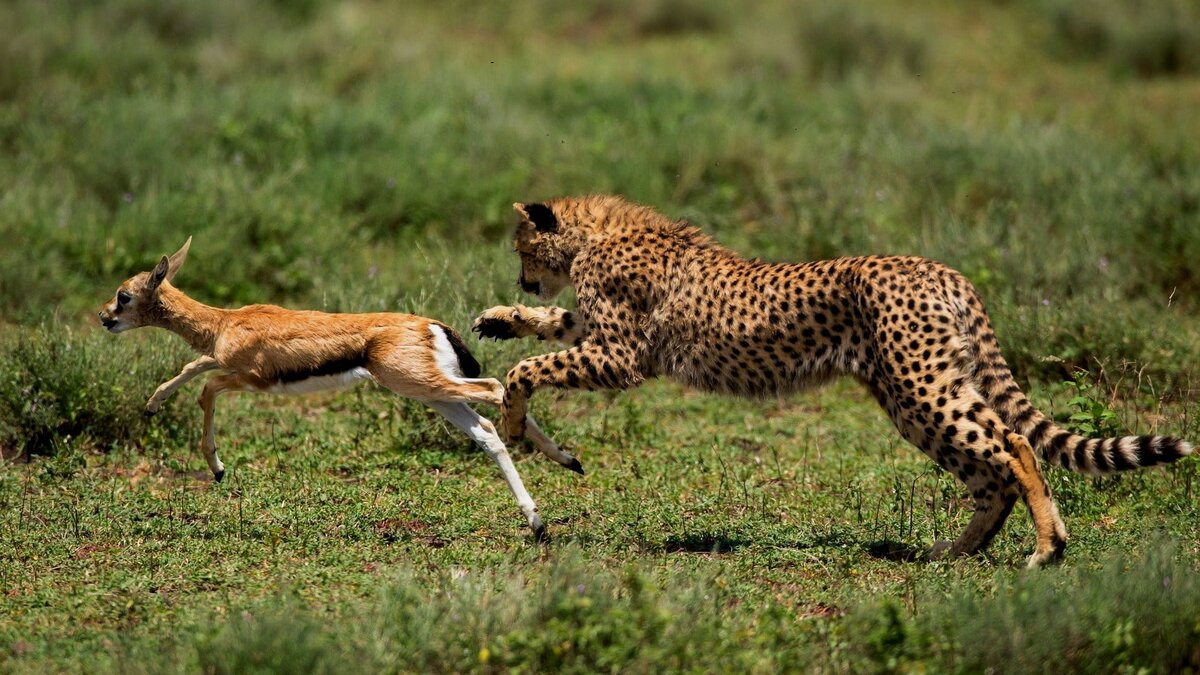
xmin=514 ymin=202 xmax=558 ymax=233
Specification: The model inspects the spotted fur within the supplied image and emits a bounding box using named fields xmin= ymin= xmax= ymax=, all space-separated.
xmin=475 ymin=195 xmax=1194 ymax=566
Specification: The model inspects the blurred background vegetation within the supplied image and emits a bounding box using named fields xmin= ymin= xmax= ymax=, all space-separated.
xmin=1 ymin=0 xmax=1199 ymax=672
xmin=3 ymin=0 xmax=1199 ymax=455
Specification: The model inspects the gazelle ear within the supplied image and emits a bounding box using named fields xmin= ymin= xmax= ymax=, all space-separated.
xmin=514 ymin=202 xmax=557 ymax=233
xmin=149 ymin=255 xmax=170 ymax=291
xmin=165 ymin=236 xmax=192 ymax=282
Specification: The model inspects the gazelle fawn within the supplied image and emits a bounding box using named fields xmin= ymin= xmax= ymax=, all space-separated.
xmin=98 ymin=237 xmax=582 ymax=540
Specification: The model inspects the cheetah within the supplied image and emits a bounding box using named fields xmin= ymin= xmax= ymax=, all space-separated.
xmin=472 ymin=194 xmax=1194 ymax=567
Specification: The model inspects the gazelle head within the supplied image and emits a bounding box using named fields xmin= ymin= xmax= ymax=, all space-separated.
xmin=98 ymin=237 xmax=192 ymax=333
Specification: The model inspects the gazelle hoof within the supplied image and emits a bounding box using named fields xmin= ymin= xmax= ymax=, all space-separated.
xmin=565 ymin=457 xmax=585 ymax=475
xmin=213 ymin=469 xmax=225 ymax=483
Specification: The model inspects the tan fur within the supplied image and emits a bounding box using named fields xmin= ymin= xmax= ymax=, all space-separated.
xmin=99 ymin=238 xmax=578 ymax=540
xmin=476 ymin=195 xmax=1193 ymax=567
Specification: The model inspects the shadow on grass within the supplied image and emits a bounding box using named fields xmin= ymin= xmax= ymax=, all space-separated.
xmin=663 ymin=533 xmax=752 ymax=553
xmin=863 ymin=539 xmax=924 ymax=562
xmin=659 ymin=530 xmax=859 ymax=554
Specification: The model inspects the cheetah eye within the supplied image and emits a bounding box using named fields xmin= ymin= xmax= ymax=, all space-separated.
xmin=117 ymin=290 xmax=132 ymax=306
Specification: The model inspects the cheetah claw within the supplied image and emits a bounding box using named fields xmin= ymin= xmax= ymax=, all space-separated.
xmin=472 ymin=317 xmax=519 ymax=340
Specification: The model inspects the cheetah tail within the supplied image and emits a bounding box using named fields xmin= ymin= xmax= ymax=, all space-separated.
xmin=971 ymin=346 xmax=1193 ymax=474
xmin=957 ymin=287 xmax=1193 ymax=474
xmin=1009 ymin=407 xmax=1191 ymax=476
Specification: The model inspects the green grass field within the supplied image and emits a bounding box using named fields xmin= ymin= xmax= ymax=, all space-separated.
xmin=2 ymin=0 xmax=1200 ymax=672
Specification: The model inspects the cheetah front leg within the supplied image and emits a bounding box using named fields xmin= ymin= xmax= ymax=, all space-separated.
xmin=473 ymin=305 xmax=589 ymax=345
xmin=500 ymin=342 xmax=642 ymax=443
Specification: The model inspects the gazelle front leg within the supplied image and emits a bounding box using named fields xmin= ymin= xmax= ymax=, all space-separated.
xmin=473 ymin=305 xmax=589 ymax=345
xmin=426 ymin=401 xmax=547 ymax=541
xmin=197 ymin=373 xmax=253 ymax=482
xmin=146 ymin=355 xmax=220 ymax=416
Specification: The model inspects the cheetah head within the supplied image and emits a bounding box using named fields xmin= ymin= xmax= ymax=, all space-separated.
xmin=511 ymin=201 xmax=577 ymax=300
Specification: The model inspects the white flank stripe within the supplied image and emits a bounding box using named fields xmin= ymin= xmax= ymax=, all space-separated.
xmin=268 ymin=367 xmax=373 ymax=394
xmin=429 ymin=325 xmax=466 ymax=382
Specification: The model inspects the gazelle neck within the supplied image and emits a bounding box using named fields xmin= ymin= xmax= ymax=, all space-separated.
xmin=154 ymin=283 xmax=227 ymax=355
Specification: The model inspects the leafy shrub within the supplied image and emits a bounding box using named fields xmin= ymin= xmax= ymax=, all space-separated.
xmin=1059 ymin=370 xmax=1124 ymax=437
xmin=0 ymin=325 xmax=192 ymax=457
xmin=1044 ymin=0 xmax=1200 ymax=76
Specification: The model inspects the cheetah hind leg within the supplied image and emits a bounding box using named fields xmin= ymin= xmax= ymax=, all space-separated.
xmin=923 ymin=457 xmax=1018 ymax=562
xmin=925 ymin=540 xmax=953 ymax=561
xmin=1006 ymin=432 xmax=1067 ymax=568
xmin=925 ymin=429 xmax=1065 ymax=567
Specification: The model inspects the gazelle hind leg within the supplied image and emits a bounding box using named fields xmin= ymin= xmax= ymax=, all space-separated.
xmin=429 ymin=375 xmax=584 ymax=474
xmin=197 ymin=373 xmax=254 ymax=482
xmin=525 ymin=415 xmax=585 ymax=474
xmin=425 ymin=401 xmax=546 ymax=541
xmin=433 ymin=378 xmax=507 ymax=406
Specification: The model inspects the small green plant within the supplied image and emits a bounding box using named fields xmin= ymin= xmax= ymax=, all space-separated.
xmin=1060 ymin=370 xmax=1123 ymax=438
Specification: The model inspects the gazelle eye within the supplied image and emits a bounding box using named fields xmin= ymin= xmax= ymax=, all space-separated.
xmin=117 ymin=291 xmax=132 ymax=306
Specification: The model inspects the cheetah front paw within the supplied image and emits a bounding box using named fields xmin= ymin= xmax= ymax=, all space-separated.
xmin=144 ymin=398 xmax=162 ymax=417
xmin=472 ymin=306 xmax=528 ymax=341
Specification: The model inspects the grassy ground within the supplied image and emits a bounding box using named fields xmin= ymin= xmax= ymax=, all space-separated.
xmin=2 ymin=0 xmax=1199 ymax=671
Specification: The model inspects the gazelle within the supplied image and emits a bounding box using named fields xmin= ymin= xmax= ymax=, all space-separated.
xmin=98 ymin=237 xmax=582 ymax=540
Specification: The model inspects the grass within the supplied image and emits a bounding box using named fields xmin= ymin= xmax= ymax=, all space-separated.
xmin=1 ymin=0 xmax=1199 ymax=672
xmin=76 ymin=539 xmax=1196 ymax=673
